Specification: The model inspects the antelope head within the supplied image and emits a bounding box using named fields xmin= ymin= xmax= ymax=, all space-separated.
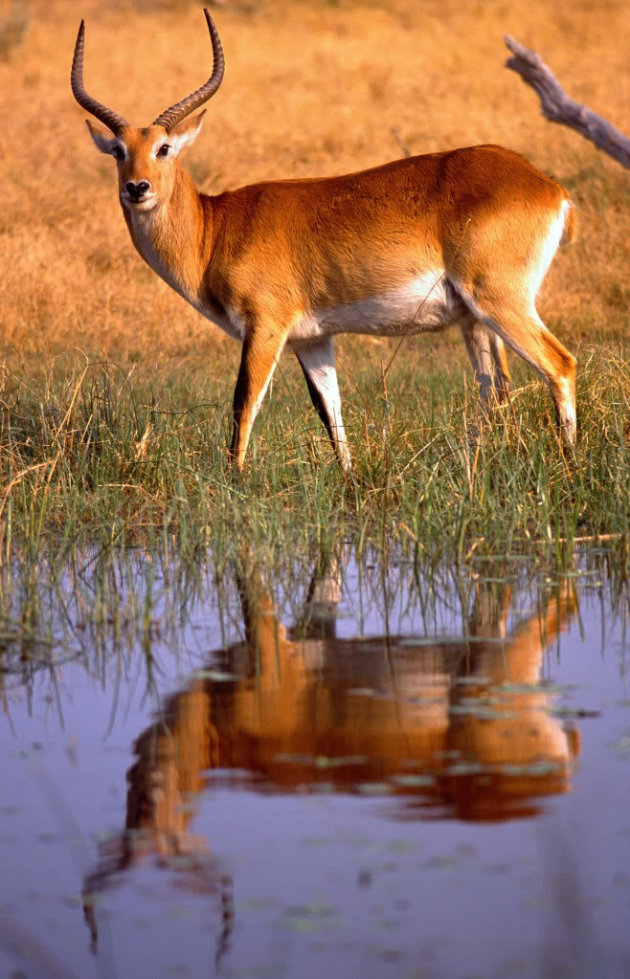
xmin=70 ymin=9 xmax=224 ymax=213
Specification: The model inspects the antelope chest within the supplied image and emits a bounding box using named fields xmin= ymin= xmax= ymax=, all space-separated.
xmin=128 ymin=211 xmax=250 ymax=341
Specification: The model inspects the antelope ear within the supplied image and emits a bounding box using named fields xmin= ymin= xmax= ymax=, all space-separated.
xmin=86 ymin=119 xmax=122 ymax=156
xmin=168 ymin=110 xmax=206 ymax=156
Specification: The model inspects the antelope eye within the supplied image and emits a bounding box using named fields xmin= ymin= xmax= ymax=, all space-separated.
xmin=157 ymin=144 xmax=170 ymax=158
xmin=112 ymin=145 xmax=124 ymax=161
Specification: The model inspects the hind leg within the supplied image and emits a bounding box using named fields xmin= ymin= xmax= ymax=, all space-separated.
xmin=460 ymin=317 xmax=511 ymax=405
xmin=458 ymin=291 xmax=576 ymax=445
xmin=295 ymin=337 xmax=352 ymax=471
xmin=489 ymin=331 xmax=511 ymax=402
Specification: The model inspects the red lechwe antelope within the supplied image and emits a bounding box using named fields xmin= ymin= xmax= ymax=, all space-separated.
xmin=71 ymin=10 xmax=577 ymax=471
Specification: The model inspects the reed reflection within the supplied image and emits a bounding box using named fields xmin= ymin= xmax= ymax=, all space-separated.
xmin=83 ymin=560 xmax=580 ymax=948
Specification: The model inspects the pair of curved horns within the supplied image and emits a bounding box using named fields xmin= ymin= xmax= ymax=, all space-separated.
xmin=70 ymin=8 xmax=225 ymax=135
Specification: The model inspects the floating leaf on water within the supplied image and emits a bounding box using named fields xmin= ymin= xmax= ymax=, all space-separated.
xmin=399 ymin=637 xmax=447 ymax=647
xmin=95 ymin=828 xmax=120 ymax=844
xmin=240 ymin=897 xmax=278 ymax=912
xmin=308 ymin=782 xmax=337 ymax=794
xmin=286 ymin=903 xmax=337 ymax=918
xmin=0 ymin=805 xmax=25 ymax=816
xmin=190 ymin=669 xmax=240 ymax=682
xmin=390 ymin=773 xmax=436 ymax=788
xmin=171 ymin=905 xmax=200 ymax=921
xmin=449 ymin=704 xmax=514 ymax=720
xmin=401 ymin=635 xmax=507 ymax=646
xmin=426 ymin=854 xmax=457 ymax=870
xmin=453 ymin=675 xmax=493 ymax=686
xmin=528 ymin=760 xmax=561 ymax=775
xmin=315 ymin=755 xmax=368 ymax=768
xmin=500 ymin=760 xmax=560 ymax=776
xmin=171 ymin=853 xmax=203 ymax=872
xmin=174 ymin=800 xmax=196 ymax=814
xmin=444 ymin=762 xmax=486 ymax=777
xmin=539 ymin=682 xmax=576 ymax=693
xmin=282 ymin=919 xmax=326 ymax=934
xmin=499 ymin=682 xmax=541 ymax=693
xmin=389 ymin=839 xmax=417 ymax=853
xmin=273 ymin=753 xmax=315 ymax=765
xmin=551 ymin=707 xmax=600 ymax=719
xmin=300 ymin=836 xmax=334 ymax=848
xmin=471 ymin=553 xmax=535 ymax=562
xmin=610 ymin=736 xmax=630 ymax=758
xmin=282 ymin=903 xmax=339 ymax=933
xmin=356 ymin=782 xmax=393 ymax=796
xmin=462 ymin=635 xmax=508 ymax=644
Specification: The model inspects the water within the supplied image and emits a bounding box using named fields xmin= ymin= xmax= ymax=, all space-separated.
xmin=1 ymin=549 xmax=629 ymax=978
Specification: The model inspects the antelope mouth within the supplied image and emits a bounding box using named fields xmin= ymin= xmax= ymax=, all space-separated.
xmin=122 ymin=192 xmax=158 ymax=212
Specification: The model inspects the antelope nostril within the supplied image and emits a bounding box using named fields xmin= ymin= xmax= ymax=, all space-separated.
xmin=125 ymin=180 xmax=151 ymax=199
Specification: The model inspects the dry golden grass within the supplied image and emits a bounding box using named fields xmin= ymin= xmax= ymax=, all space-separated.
xmin=1 ymin=0 xmax=630 ymax=372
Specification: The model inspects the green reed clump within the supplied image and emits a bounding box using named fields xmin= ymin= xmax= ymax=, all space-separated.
xmin=1 ymin=344 xmax=630 ymax=569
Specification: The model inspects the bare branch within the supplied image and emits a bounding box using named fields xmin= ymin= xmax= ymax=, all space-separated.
xmin=504 ymin=35 xmax=630 ymax=169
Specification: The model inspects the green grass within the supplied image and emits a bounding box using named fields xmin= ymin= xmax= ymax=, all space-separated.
xmin=3 ymin=342 xmax=630 ymax=678
xmin=2 ymin=343 xmax=630 ymax=575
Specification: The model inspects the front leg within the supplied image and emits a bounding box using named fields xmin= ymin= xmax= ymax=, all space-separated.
xmin=230 ymin=325 xmax=287 ymax=471
xmin=295 ymin=337 xmax=352 ymax=472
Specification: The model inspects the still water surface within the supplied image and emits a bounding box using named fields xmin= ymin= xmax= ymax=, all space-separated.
xmin=1 ymin=550 xmax=629 ymax=978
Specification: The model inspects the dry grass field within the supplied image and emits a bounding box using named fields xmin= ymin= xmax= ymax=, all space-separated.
xmin=2 ymin=0 xmax=630 ymax=375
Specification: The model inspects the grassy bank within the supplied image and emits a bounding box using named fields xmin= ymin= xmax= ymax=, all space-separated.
xmin=2 ymin=345 xmax=630 ymax=568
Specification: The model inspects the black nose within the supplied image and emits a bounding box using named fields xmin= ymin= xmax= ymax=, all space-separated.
xmin=125 ymin=180 xmax=151 ymax=200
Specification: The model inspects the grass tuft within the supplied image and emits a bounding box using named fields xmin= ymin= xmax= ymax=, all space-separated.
xmin=2 ymin=346 xmax=629 ymax=572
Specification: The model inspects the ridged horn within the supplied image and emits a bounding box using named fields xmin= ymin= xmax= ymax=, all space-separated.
xmin=71 ymin=20 xmax=129 ymax=134
xmin=152 ymin=9 xmax=225 ymax=132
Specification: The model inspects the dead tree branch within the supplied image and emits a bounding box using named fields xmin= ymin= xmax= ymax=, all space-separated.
xmin=504 ymin=35 xmax=630 ymax=169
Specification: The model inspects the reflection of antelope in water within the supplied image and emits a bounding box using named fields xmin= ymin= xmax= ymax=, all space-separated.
xmin=83 ymin=564 xmax=580 ymax=947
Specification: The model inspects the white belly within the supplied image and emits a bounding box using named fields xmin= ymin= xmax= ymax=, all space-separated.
xmin=290 ymin=271 xmax=466 ymax=344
